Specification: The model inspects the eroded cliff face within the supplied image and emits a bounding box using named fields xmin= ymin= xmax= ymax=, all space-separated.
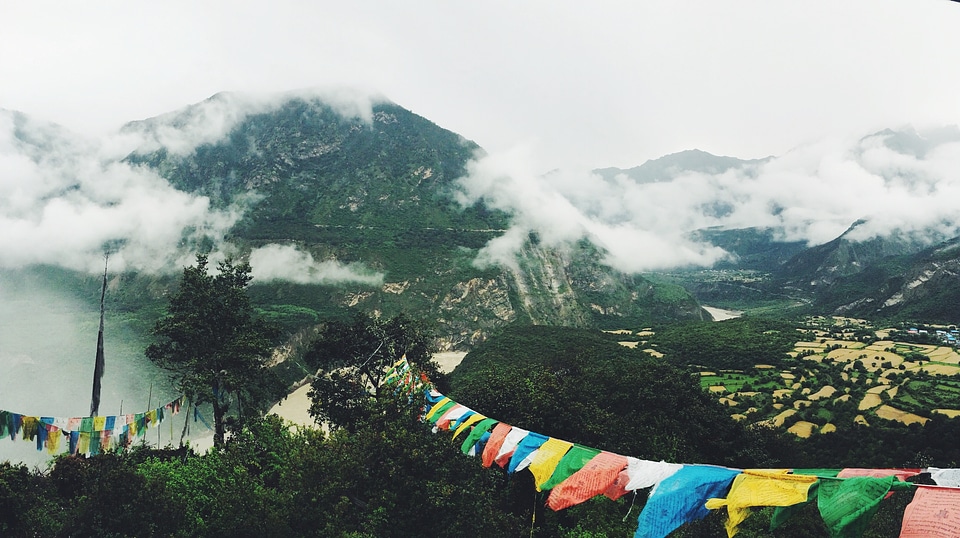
xmin=426 ymin=239 xmax=705 ymax=349
xmin=507 ymin=241 xmax=593 ymax=326
xmin=435 ymin=275 xmax=516 ymax=349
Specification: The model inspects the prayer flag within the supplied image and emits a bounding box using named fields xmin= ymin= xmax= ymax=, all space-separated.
xmin=704 ymin=469 xmax=816 ymax=537
xmin=817 ymin=475 xmax=906 ymax=538
xmin=528 ymin=438 xmax=573 ymax=491
xmin=900 ymin=486 xmax=960 ymax=537
xmin=929 ymin=468 xmax=960 ymax=488
xmin=482 ymin=423 xmax=513 ymax=468
xmin=547 ymin=451 xmax=629 ymax=511
xmin=634 ymin=465 xmax=740 ymax=538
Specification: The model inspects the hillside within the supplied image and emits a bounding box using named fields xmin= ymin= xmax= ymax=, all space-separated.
xmin=120 ymin=92 xmax=706 ymax=347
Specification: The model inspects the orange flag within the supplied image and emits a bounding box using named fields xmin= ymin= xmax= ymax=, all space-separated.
xmin=547 ymin=451 xmax=629 ymax=511
xmin=900 ymin=487 xmax=960 ymax=538
xmin=481 ymin=423 xmax=513 ymax=468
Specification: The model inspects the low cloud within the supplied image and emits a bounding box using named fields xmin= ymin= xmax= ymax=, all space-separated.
xmin=0 ymin=88 xmax=387 ymax=279
xmin=0 ymin=110 xmax=245 ymax=274
xmin=120 ymin=87 xmax=383 ymax=157
xmin=455 ymin=126 xmax=960 ymax=273
xmin=248 ymin=244 xmax=384 ymax=286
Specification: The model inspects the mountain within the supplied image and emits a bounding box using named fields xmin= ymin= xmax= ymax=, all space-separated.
xmin=827 ymin=237 xmax=960 ymax=322
xmin=121 ymin=92 xmax=706 ymax=348
xmin=682 ymin=218 xmax=960 ymax=323
xmin=688 ymin=227 xmax=807 ymax=272
xmin=776 ymin=219 xmax=938 ymax=288
xmin=593 ymin=149 xmax=768 ymax=184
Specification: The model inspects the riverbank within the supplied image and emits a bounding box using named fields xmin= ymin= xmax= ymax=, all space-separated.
xmin=267 ymin=351 xmax=468 ymax=429
xmin=702 ymin=305 xmax=744 ymax=321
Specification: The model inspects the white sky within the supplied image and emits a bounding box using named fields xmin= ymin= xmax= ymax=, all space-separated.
xmin=2 ymin=0 xmax=960 ymax=276
xmin=2 ymin=0 xmax=959 ymax=170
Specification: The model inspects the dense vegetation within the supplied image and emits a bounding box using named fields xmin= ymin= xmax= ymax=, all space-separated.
xmin=648 ymin=317 xmax=798 ymax=370
xmin=4 ymin=323 xmax=958 ymax=537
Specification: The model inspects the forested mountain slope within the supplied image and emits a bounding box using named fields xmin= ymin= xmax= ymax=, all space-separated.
xmin=123 ymin=92 xmax=705 ymax=347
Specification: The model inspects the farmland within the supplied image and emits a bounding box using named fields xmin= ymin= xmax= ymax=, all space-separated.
xmin=620 ymin=316 xmax=960 ymax=437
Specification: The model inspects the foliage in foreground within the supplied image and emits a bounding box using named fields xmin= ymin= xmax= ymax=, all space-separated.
xmin=4 ymin=324 xmax=959 ymax=537
xmin=0 ymin=413 xmax=524 ymax=538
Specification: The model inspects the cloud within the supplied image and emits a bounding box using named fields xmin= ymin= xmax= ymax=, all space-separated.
xmin=455 ymin=127 xmax=960 ymax=273
xmin=0 ymin=88 xmax=392 ymax=278
xmin=115 ymin=87 xmax=386 ymax=157
xmin=120 ymin=87 xmax=384 ymax=157
xmin=248 ymin=244 xmax=384 ymax=286
xmin=0 ymin=110 xmax=253 ymax=274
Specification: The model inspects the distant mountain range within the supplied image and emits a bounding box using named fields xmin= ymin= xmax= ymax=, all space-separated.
xmin=4 ymin=92 xmax=960 ymax=350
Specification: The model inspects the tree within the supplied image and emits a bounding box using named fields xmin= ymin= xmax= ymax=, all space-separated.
xmin=304 ymin=311 xmax=438 ymax=430
xmin=146 ymin=254 xmax=279 ymax=448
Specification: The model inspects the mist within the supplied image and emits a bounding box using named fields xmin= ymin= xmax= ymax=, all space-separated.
xmin=0 ymin=270 xmax=184 ymax=466
xmin=0 ymin=88 xmax=387 ymax=283
xmin=455 ymin=127 xmax=960 ymax=273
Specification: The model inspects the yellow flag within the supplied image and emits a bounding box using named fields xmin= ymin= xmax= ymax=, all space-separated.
xmin=705 ymin=469 xmax=817 ymax=537
xmin=529 ymin=438 xmax=574 ymax=491
xmin=46 ymin=428 xmax=62 ymax=454
xmin=452 ymin=413 xmax=486 ymax=439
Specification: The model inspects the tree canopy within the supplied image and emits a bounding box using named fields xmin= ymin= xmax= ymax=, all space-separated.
xmin=304 ymin=311 xmax=439 ymax=430
xmin=449 ymin=325 xmax=791 ymax=467
xmin=145 ymin=254 xmax=280 ymax=447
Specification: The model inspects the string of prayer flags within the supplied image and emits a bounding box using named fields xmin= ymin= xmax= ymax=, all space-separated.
xmin=0 ymin=396 xmax=184 ymax=456
xmin=384 ymin=356 xmax=431 ymax=402
xmin=704 ymin=469 xmax=817 ymax=537
xmin=899 ymin=486 xmax=960 ymax=537
xmin=388 ymin=361 xmax=960 ymax=538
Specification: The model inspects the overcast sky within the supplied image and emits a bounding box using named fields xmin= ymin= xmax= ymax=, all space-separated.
xmin=2 ymin=0 xmax=959 ymax=171
xmin=2 ymin=1 xmax=960 ymax=276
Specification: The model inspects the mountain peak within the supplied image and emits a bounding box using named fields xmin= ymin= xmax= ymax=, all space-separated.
xmin=593 ymin=149 xmax=769 ymax=183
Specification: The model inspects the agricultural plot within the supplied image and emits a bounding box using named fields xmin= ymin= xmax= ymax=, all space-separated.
xmin=693 ymin=317 xmax=960 ymax=437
